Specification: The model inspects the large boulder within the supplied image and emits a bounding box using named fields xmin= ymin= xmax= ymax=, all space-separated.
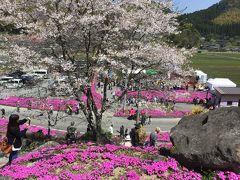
xmin=170 ymin=107 xmax=240 ymax=173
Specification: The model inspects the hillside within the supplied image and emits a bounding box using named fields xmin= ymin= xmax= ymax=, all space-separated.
xmin=181 ymin=0 xmax=240 ymax=37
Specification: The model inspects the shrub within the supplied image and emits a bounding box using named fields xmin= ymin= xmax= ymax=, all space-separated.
xmin=80 ymin=131 xmax=96 ymax=141
xmin=191 ymin=105 xmax=207 ymax=115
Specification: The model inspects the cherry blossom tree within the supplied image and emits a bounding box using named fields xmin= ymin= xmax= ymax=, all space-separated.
xmin=0 ymin=0 xmax=191 ymax=142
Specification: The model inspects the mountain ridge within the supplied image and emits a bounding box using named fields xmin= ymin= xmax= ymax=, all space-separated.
xmin=181 ymin=0 xmax=240 ymax=37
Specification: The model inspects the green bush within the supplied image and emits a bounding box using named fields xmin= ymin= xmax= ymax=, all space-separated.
xmin=80 ymin=130 xmax=112 ymax=142
xmin=103 ymin=131 xmax=112 ymax=140
xmin=80 ymin=131 xmax=96 ymax=141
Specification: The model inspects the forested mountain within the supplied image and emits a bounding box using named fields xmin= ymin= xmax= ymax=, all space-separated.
xmin=181 ymin=0 xmax=240 ymax=37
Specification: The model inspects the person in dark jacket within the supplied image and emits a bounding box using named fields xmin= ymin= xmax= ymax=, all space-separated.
xmin=119 ymin=125 xmax=124 ymax=138
xmin=1 ymin=108 xmax=5 ymax=118
xmin=6 ymin=114 xmax=29 ymax=164
xmin=149 ymin=127 xmax=161 ymax=146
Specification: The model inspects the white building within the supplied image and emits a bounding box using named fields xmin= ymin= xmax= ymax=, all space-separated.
xmin=207 ymin=78 xmax=236 ymax=90
xmin=195 ymin=70 xmax=207 ymax=84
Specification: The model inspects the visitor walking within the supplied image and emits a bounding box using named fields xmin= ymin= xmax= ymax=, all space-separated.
xmin=119 ymin=125 xmax=124 ymax=138
xmin=6 ymin=114 xmax=30 ymax=164
xmin=149 ymin=127 xmax=161 ymax=147
xmin=108 ymin=124 xmax=114 ymax=135
xmin=148 ymin=116 xmax=152 ymax=125
xmin=16 ymin=101 xmax=20 ymax=113
xmin=1 ymin=108 xmax=5 ymax=118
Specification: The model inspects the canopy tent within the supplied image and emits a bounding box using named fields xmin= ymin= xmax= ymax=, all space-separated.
xmin=207 ymin=78 xmax=237 ymax=90
xmin=195 ymin=70 xmax=207 ymax=84
xmin=144 ymin=69 xmax=158 ymax=75
xmin=123 ymin=69 xmax=158 ymax=75
xmin=122 ymin=69 xmax=142 ymax=75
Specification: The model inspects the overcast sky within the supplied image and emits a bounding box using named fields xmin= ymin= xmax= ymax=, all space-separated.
xmin=173 ymin=0 xmax=221 ymax=13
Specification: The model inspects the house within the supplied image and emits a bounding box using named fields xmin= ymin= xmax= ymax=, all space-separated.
xmin=215 ymin=87 xmax=240 ymax=107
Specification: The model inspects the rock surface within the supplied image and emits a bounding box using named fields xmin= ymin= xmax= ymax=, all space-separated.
xmin=170 ymin=107 xmax=240 ymax=172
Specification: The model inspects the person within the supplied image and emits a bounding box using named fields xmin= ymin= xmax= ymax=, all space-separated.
xmin=75 ymin=103 xmax=80 ymax=115
xmin=119 ymin=125 xmax=124 ymax=138
xmin=128 ymin=108 xmax=136 ymax=120
xmin=66 ymin=104 xmax=72 ymax=115
xmin=140 ymin=113 xmax=147 ymax=126
xmin=66 ymin=122 xmax=77 ymax=145
xmin=129 ymin=126 xmax=137 ymax=147
xmin=49 ymin=104 xmax=54 ymax=115
xmin=27 ymin=100 xmax=32 ymax=110
xmin=148 ymin=116 xmax=152 ymax=125
xmin=149 ymin=127 xmax=161 ymax=147
xmin=154 ymin=97 xmax=157 ymax=103
xmin=124 ymin=135 xmax=132 ymax=147
xmin=112 ymin=91 xmax=116 ymax=100
xmin=16 ymin=101 xmax=20 ymax=113
xmin=1 ymin=108 xmax=5 ymax=118
xmin=6 ymin=114 xmax=30 ymax=164
xmin=87 ymin=124 xmax=91 ymax=132
xmin=108 ymin=124 xmax=114 ymax=135
xmin=124 ymin=128 xmax=128 ymax=138
xmin=193 ymin=84 xmax=196 ymax=91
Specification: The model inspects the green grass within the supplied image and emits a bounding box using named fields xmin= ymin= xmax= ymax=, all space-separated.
xmin=191 ymin=52 xmax=240 ymax=86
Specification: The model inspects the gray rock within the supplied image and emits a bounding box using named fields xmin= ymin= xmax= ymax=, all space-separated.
xmin=170 ymin=107 xmax=240 ymax=173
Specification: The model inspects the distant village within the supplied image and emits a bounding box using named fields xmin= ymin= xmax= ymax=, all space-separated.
xmin=200 ymin=36 xmax=240 ymax=52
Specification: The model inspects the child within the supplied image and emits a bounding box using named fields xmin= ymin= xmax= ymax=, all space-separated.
xmin=148 ymin=116 xmax=152 ymax=125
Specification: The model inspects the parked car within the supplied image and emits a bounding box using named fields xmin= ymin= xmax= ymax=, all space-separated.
xmin=32 ymin=69 xmax=48 ymax=79
xmin=0 ymin=76 xmax=13 ymax=85
xmin=7 ymin=70 xmax=26 ymax=78
xmin=4 ymin=79 xmax=23 ymax=89
xmin=20 ymin=74 xmax=38 ymax=86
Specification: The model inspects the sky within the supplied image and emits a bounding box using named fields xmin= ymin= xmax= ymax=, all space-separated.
xmin=173 ymin=0 xmax=221 ymax=13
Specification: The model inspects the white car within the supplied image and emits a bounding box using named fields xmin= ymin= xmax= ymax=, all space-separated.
xmin=30 ymin=69 xmax=48 ymax=79
xmin=0 ymin=76 xmax=13 ymax=85
xmin=33 ymin=69 xmax=48 ymax=79
xmin=4 ymin=79 xmax=23 ymax=89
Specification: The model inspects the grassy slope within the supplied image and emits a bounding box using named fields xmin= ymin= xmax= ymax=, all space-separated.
xmin=191 ymin=52 xmax=240 ymax=85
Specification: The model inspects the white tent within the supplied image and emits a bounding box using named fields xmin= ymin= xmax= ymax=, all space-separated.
xmin=122 ymin=69 xmax=142 ymax=75
xmin=195 ymin=70 xmax=207 ymax=84
xmin=207 ymin=78 xmax=237 ymax=90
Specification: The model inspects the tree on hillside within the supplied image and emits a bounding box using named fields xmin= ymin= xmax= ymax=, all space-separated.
xmin=0 ymin=0 xmax=191 ymax=143
xmin=169 ymin=22 xmax=201 ymax=48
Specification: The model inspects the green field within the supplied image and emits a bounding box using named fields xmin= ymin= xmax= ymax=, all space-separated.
xmin=191 ymin=52 xmax=240 ymax=86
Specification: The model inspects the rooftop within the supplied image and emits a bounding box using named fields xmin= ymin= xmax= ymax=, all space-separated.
xmin=215 ymin=87 xmax=240 ymax=95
